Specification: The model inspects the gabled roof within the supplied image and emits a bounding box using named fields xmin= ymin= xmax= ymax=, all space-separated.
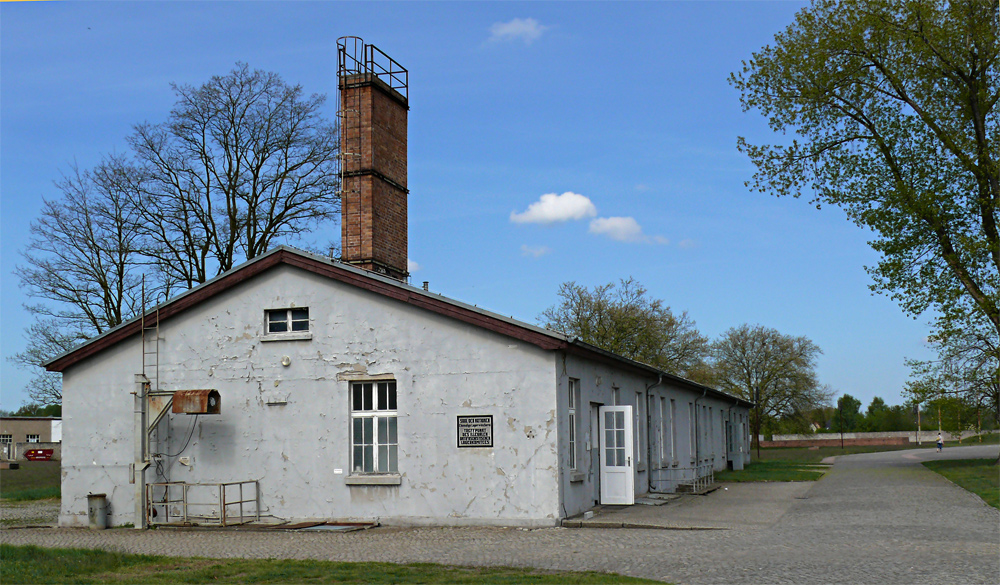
xmin=44 ymin=246 xmax=752 ymax=407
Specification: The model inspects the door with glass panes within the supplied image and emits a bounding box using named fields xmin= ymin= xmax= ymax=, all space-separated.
xmin=598 ymin=405 xmax=634 ymax=505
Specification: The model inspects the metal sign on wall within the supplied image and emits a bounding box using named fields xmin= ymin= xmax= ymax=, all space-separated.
xmin=457 ymin=415 xmax=493 ymax=448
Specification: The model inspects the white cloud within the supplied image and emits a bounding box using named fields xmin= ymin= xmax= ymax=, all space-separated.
xmin=653 ymin=236 xmax=670 ymax=245
xmin=407 ymin=258 xmax=420 ymax=272
xmin=489 ymin=18 xmax=548 ymax=45
xmin=520 ymin=245 xmax=552 ymax=258
xmin=677 ymin=239 xmax=697 ymax=249
xmin=588 ymin=217 xmax=647 ymax=242
xmin=510 ymin=192 xmax=597 ymax=224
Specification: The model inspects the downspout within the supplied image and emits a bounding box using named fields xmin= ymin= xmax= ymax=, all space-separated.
xmin=693 ymin=387 xmax=708 ymax=480
xmin=645 ymin=373 xmax=663 ymax=494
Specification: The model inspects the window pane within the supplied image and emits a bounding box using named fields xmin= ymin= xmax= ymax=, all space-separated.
xmin=388 ymin=445 xmax=398 ymax=472
xmin=388 ymin=417 xmax=397 ymax=443
xmin=605 ymin=429 xmax=614 ymax=448
xmin=378 ymin=446 xmax=388 ymax=472
xmin=378 ymin=417 xmax=387 ymax=444
xmin=605 ymin=412 xmax=613 ymax=430
xmin=378 ymin=383 xmax=387 ymax=411
xmin=615 ymin=411 xmax=625 ymax=428
xmin=291 ymin=319 xmax=309 ymax=332
xmin=363 ymin=417 xmax=373 ymax=444
xmin=353 ymin=418 xmax=363 ymax=444
xmin=353 ymin=385 xmax=363 ymax=411
xmin=616 ymin=430 xmax=625 ymax=448
xmin=353 ymin=446 xmax=364 ymax=473
xmin=363 ymin=384 xmax=372 ymax=411
xmin=617 ymin=448 xmax=626 ymax=466
xmin=268 ymin=321 xmax=287 ymax=333
xmin=388 ymin=383 xmax=397 ymax=410
xmin=364 ymin=446 xmax=373 ymax=473
xmin=606 ymin=449 xmax=614 ymax=467
xmin=291 ymin=308 xmax=308 ymax=320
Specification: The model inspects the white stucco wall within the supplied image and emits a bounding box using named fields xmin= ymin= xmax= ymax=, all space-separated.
xmin=60 ymin=264 xmax=560 ymax=527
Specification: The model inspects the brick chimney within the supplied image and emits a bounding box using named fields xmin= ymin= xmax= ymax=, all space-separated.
xmin=338 ymin=37 xmax=409 ymax=281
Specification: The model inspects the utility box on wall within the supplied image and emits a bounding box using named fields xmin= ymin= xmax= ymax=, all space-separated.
xmin=172 ymin=390 xmax=221 ymax=415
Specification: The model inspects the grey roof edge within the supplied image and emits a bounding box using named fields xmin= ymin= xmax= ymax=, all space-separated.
xmin=42 ymin=245 xmax=753 ymax=409
xmin=566 ymin=339 xmax=754 ymax=408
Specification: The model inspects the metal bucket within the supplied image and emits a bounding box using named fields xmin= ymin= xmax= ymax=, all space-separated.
xmin=87 ymin=493 xmax=108 ymax=530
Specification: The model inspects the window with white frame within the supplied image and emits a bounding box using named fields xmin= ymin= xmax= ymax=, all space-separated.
xmin=659 ymin=397 xmax=666 ymax=462
xmin=26 ymin=434 xmax=40 ymax=443
xmin=688 ymin=402 xmax=696 ymax=460
xmin=266 ymin=308 xmax=309 ymax=334
xmin=709 ymin=407 xmax=715 ymax=457
xmin=351 ymin=381 xmax=398 ymax=474
xmin=568 ymin=378 xmax=580 ymax=471
xmin=0 ymin=434 xmax=11 ymax=445
xmin=635 ymin=392 xmax=643 ymax=465
xmin=669 ymin=399 xmax=677 ymax=462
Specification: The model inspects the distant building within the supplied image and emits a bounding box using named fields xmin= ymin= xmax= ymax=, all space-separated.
xmin=0 ymin=417 xmax=61 ymax=460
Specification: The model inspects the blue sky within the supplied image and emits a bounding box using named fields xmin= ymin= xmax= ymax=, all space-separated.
xmin=1 ymin=1 xmax=933 ymax=412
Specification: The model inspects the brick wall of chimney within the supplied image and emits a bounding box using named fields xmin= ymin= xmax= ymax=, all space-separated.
xmin=340 ymin=73 xmax=408 ymax=280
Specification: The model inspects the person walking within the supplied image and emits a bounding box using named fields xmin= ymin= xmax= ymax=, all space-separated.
xmin=936 ymin=433 xmax=943 ymax=453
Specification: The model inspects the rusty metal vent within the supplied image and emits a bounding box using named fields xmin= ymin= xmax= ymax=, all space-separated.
xmin=172 ymin=390 xmax=221 ymax=415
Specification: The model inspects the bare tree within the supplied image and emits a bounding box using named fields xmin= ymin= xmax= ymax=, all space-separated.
xmin=12 ymin=64 xmax=341 ymax=407
xmin=540 ymin=278 xmax=710 ymax=378
xmin=128 ymin=63 xmax=340 ymax=285
xmin=13 ymin=160 xmax=151 ymax=404
xmin=711 ymin=324 xmax=827 ymax=456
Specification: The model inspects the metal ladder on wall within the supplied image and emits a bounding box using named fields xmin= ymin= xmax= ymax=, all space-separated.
xmin=140 ymin=280 xmax=160 ymax=394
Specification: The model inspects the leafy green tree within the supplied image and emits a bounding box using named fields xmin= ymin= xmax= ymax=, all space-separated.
xmin=711 ymin=324 xmax=829 ymax=455
xmin=837 ymin=394 xmax=863 ymax=432
xmin=732 ymin=0 xmax=999 ymax=358
xmin=906 ymin=312 xmax=999 ymax=433
xmin=863 ymin=396 xmax=890 ymax=431
xmin=10 ymin=403 xmax=62 ymax=417
xmin=540 ymin=278 xmax=709 ymax=378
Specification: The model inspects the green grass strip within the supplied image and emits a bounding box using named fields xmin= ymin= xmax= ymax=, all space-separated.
xmin=1 ymin=486 xmax=61 ymax=501
xmin=922 ymin=458 xmax=999 ymax=510
xmin=0 ymin=544 xmax=661 ymax=584
xmin=715 ymin=460 xmax=829 ymax=482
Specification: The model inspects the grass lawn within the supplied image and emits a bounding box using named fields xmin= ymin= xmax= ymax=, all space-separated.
xmin=922 ymin=459 xmax=1000 ymax=510
xmin=0 ymin=460 xmax=60 ymax=500
xmin=715 ymin=460 xmax=828 ymax=482
xmin=0 ymin=544 xmax=659 ymax=585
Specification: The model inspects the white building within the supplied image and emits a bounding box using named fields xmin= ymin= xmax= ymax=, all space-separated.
xmin=44 ymin=38 xmax=751 ymax=529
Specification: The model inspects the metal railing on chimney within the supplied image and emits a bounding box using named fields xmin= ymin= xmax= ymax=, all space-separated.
xmin=337 ymin=36 xmax=408 ymax=100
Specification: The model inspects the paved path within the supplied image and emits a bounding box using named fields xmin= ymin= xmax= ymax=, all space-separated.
xmin=2 ymin=445 xmax=997 ymax=584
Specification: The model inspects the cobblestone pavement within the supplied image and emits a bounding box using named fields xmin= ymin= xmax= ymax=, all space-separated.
xmin=0 ymin=499 xmax=59 ymax=527
xmin=2 ymin=445 xmax=997 ymax=585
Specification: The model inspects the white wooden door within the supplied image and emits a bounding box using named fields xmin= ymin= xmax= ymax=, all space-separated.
xmin=599 ymin=405 xmax=634 ymax=505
